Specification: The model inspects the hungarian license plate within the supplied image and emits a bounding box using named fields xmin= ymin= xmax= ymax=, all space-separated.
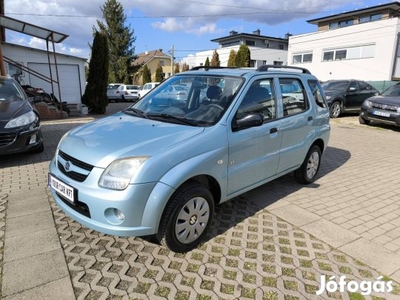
xmin=373 ymin=110 xmax=390 ymax=117
xmin=48 ymin=174 xmax=75 ymax=203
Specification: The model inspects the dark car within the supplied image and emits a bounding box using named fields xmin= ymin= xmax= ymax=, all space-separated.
xmin=359 ymin=82 xmax=400 ymax=127
xmin=0 ymin=76 xmax=44 ymax=155
xmin=321 ymin=80 xmax=378 ymax=118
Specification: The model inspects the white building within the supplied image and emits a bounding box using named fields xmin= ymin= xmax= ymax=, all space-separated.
xmin=2 ymin=42 xmax=87 ymax=105
xmin=288 ymin=2 xmax=400 ymax=82
xmin=193 ymin=30 xmax=289 ymax=68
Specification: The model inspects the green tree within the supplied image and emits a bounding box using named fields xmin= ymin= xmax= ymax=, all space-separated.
xmin=204 ymin=57 xmax=210 ymax=67
xmin=235 ymin=44 xmax=251 ymax=67
xmin=96 ymin=0 xmax=136 ymax=84
xmin=182 ymin=63 xmax=189 ymax=71
xmin=211 ymin=50 xmax=220 ymax=67
xmin=227 ymin=49 xmax=236 ymax=67
xmin=155 ymin=64 xmax=164 ymax=82
xmin=82 ymin=31 xmax=109 ymax=114
xmin=174 ymin=62 xmax=180 ymax=74
xmin=142 ymin=65 xmax=151 ymax=83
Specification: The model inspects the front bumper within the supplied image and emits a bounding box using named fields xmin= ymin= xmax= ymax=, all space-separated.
xmin=48 ymin=157 xmax=175 ymax=237
xmin=360 ymin=107 xmax=400 ymax=126
xmin=0 ymin=126 xmax=43 ymax=155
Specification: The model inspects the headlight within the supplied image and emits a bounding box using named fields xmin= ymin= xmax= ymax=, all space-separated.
xmin=363 ymin=100 xmax=372 ymax=108
xmin=5 ymin=111 xmax=37 ymax=128
xmin=99 ymin=157 xmax=148 ymax=190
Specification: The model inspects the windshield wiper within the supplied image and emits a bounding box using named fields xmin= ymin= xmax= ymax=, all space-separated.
xmin=146 ymin=113 xmax=197 ymax=126
xmin=123 ymin=107 xmax=148 ymax=118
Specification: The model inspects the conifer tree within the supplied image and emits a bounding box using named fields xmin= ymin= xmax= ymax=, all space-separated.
xmin=142 ymin=65 xmax=151 ymax=83
xmin=235 ymin=45 xmax=251 ymax=67
xmin=155 ymin=64 xmax=164 ymax=82
xmin=204 ymin=57 xmax=210 ymax=67
xmin=82 ymin=31 xmax=109 ymax=114
xmin=174 ymin=63 xmax=180 ymax=74
xmin=97 ymin=0 xmax=136 ymax=84
xmin=227 ymin=49 xmax=237 ymax=67
xmin=182 ymin=63 xmax=190 ymax=71
xmin=211 ymin=50 xmax=220 ymax=67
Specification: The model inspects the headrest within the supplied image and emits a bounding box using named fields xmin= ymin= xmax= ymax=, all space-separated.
xmin=207 ymin=85 xmax=222 ymax=99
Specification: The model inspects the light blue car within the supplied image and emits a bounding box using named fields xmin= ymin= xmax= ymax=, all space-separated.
xmin=49 ymin=66 xmax=330 ymax=253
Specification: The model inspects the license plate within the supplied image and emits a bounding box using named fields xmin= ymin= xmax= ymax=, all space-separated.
xmin=48 ymin=174 xmax=75 ymax=203
xmin=373 ymin=110 xmax=390 ymax=117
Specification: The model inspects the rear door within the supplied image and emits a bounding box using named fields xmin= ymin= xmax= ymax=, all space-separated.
xmin=276 ymin=76 xmax=314 ymax=174
xmin=227 ymin=77 xmax=282 ymax=196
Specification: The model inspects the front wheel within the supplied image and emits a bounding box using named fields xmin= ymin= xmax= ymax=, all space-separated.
xmin=294 ymin=145 xmax=321 ymax=184
xmin=329 ymin=101 xmax=341 ymax=118
xmin=157 ymin=182 xmax=214 ymax=253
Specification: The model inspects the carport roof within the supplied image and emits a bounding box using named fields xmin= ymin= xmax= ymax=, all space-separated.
xmin=0 ymin=15 xmax=68 ymax=43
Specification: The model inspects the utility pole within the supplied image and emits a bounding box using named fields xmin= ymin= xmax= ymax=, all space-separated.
xmin=171 ymin=45 xmax=174 ymax=76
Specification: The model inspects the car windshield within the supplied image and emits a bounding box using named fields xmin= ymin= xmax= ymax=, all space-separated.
xmin=0 ymin=79 xmax=25 ymax=101
xmin=321 ymin=81 xmax=349 ymax=91
xmin=381 ymin=84 xmax=400 ymax=96
xmin=125 ymin=75 xmax=243 ymax=126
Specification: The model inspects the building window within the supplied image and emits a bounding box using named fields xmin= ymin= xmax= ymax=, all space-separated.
xmin=323 ymin=44 xmax=375 ymax=62
xmin=245 ymin=40 xmax=255 ymax=46
xmin=329 ymin=19 xmax=354 ymax=29
xmin=279 ymin=44 xmax=284 ymax=50
xmin=335 ymin=50 xmax=347 ymax=60
xmin=250 ymin=60 xmax=256 ymax=67
xmin=159 ymin=60 xmax=165 ymax=66
xmin=323 ymin=51 xmax=334 ymax=61
xmin=292 ymin=52 xmax=313 ymax=64
xmin=273 ymin=61 xmax=283 ymax=65
xmin=359 ymin=13 xmax=382 ymax=23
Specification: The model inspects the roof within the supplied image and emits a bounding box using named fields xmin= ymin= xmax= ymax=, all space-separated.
xmin=0 ymin=15 xmax=68 ymax=43
xmin=133 ymin=49 xmax=171 ymax=66
xmin=211 ymin=32 xmax=289 ymax=44
xmin=307 ymin=1 xmax=400 ymax=24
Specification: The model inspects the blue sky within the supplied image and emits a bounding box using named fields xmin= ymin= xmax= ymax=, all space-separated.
xmin=4 ymin=0 xmax=393 ymax=63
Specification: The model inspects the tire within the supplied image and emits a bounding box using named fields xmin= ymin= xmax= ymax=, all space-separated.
xmin=359 ymin=114 xmax=370 ymax=125
xmin=157 ymin=182 xmax=214 ymax=253
xmin=329 ymin=101 xmax=341 ymax=118
xmin=294 ymin=145 xmax=321 ymax=184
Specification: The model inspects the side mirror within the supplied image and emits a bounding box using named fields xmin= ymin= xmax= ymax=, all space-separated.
xmin=232 ymin=113 xmax=263 ymax=131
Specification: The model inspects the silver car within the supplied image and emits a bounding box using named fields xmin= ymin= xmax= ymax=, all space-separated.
xmin=49 ymin=66 xmax=330 ymax=253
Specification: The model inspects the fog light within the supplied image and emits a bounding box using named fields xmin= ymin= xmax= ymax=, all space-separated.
xmin=114 ymin=208 xmax=125 ymax=221
xmin=29 ymin=135 xmax=37 ymax=144
xmin=104 ymin=207 xmax=125 ymax=225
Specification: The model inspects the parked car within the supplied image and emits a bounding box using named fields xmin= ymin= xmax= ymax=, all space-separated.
xmin=107 ymin=83 xmax=123 ymax=102
xmin=153 ymin=84 xmax=189 ymax=106
xmin=0 ymin=76 xmax=44 ymax=155
xmin=359 ymin=82 xmax=400 ymax=127
xmin=138 ymin=82 xmax=160 ymax=99
xmin=321 ymin=79 xmax=378 ymax=118
xmin=118 ymin=84 xmax=141 ymax=102
xmin=48 ymin=65 xmax=330 ymax=253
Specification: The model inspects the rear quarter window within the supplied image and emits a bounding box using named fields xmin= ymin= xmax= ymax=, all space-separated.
xmin=308 ymin=79 xmax=327 ymax=108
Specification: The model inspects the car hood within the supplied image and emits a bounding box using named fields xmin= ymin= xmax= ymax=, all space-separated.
xmin=367 ymin=95 xmax=400 ymax=105
xmin=59 ymin=112 xmax=205 ymax=168
xmin=0 ymin=100 xmax=31 ymax=121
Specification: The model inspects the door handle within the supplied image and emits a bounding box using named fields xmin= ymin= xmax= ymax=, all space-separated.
xmin=270 ymin=127 xmax=278 ymax=134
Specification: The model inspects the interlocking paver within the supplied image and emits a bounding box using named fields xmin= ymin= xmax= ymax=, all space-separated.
xmin=1 ymin=107 xmax=400 ymax=299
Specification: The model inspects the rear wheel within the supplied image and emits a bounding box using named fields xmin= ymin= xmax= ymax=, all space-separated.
xmin=330 ymin=101 xmax=341 ymax=118
xmin=359 ymin=114 xmax=370 ymax=125
xmin=294 ymin=145 xmax=321 ymax=184
xmin=157 ymin=182 xmax=214 ymax=253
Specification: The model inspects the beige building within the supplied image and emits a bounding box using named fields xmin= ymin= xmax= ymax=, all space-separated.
xmin=133 ymin=49 xmax=173 ymax=85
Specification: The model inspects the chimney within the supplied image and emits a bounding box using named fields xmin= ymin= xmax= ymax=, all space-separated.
xmin=253 ymin=29 xmax=260 ymax=35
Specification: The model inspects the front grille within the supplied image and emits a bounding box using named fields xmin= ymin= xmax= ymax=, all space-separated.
xmin=58 ymin=150 xmax=94 ymax=182
xmin=0 ymin=132 xmax=16 ymax=146
xmin=371 ymin=103 xmax=398 ymax=112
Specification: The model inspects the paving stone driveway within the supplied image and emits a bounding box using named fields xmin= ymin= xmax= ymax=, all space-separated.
xmin=1 ymin=107 xmax=400 ymax=299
